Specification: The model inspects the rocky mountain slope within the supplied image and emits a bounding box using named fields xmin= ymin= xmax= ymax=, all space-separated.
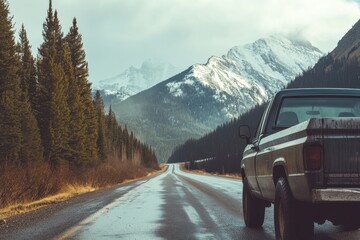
xmin=332 ymin=19 xmax=360 ymax=60
xmin=111 ymin=35 xmax=323 ymax=162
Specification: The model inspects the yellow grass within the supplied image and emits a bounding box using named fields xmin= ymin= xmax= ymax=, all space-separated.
xmin=0 ymin=163 xmax=166 ymax=220
xmin=180 ymin=162 xmax=241 ymax=179
xmin=0 ymin=184 xmax=98 ymax=219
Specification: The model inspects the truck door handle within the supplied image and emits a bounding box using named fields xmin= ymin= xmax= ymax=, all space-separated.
xmin=251 ymin=145 xmax=259 ymax=151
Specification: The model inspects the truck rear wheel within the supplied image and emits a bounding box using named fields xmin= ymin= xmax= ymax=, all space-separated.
xmin=275 ymin=177 xmax=314 ymax=240
xmin=243 ymin=178 xmax=265 ymax=228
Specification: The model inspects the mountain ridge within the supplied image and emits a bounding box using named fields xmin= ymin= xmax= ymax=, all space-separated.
xmin=111 ymin=35 xmax=323 ymax=162
xmin=332 ymin=19 xmax=360 ymax=60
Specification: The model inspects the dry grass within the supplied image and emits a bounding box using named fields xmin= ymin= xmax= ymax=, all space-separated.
xmin=0 ymin=192 xmax=80 ymax=219
xmin=0 ymin=160 xmax=162 ymax=219
xmin=180 ymin=163 xmax=241 ymax=179
xmin=0 ymin=163 xmax=63 ymax=209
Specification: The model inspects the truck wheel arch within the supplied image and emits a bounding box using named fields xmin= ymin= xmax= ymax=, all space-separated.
xmin=273 ymin=160 xmax=287 ymax=185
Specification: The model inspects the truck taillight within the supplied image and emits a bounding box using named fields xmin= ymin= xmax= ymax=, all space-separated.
xmin=303 ymin=144 xmax=322 ymax=171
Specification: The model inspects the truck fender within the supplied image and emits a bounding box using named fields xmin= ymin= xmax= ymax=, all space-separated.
xmin=272 ymin=158 xmax=288 ymax=185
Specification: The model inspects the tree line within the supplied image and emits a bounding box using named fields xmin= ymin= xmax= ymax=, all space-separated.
xmin=0 ymin=0 xmax=158 ymax=173
xmin=169 ymin=45 xmax=360 ymax=173
xmin=168 ymin=105 xmax=265 ymax=173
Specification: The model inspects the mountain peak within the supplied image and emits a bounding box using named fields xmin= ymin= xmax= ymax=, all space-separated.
xmin=94 ymin=59 xmax=179 ymax=102
xmin=110 ymin=35 xmax=324 ymax=161
xmin=171 ymin=35 xmax=324 ymax=102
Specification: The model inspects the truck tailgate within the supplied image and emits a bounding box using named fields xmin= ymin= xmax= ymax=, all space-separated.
xmin=320 ymin=118 xmax=360 ymax=186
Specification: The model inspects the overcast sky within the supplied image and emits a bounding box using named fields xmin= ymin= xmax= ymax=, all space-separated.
xmin=7 ymin=0 xmax=360 ymax=83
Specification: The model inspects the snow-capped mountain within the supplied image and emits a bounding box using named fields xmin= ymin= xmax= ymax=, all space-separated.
xmin=93 ymin=59 xmax=179 ymax=101
xmin=166 ymin=35 xmax=323 ymax=119
xmin=112 ymin=35 xmax=324 ymax=162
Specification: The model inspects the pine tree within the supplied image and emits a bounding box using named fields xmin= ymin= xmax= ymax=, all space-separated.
xmin=65 ymin=17 xmax=98 ymax=162
xmin=123 ymin=126 xmax=129 ymax=160
xmin=94 ymin=90 xmax=107 ymax=161
xmin=17 ymin=24 xmax=43 ymax=165
xmin=63 ymin=42 xmax=86 ymax=166
xmin=16 ymin=28 xmax=26 ymax=86
xmin=106 ymin=105 xmax=119 ymax=144
xmin=54 ymin=11 xmax=64 ymax=64
xmin=37 ymin=0 xmax=70 ymax=166
xmin=127 ymin=131 xmax=134 ymax=160
xmin=0 ymin=0 xmax=22 ymax=164
xmin=65 ymin=18 xmax=88 ymax=89
xmin=17 ymin=25 xmax=37 ymax=108
xmin=117 ymin=124 xmax=123 ymax=159
xmin=37 ymin=0 xmax=55 ymax=161
xmin=47 ymin=61 xmax=70 ymax=166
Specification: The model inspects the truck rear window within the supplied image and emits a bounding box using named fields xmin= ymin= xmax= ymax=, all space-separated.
xmin=276 ymin=97 xmax=360 ymax=127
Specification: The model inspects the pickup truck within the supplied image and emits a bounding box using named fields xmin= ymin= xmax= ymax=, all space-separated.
xmin=239 ymin=88 xmax=360 ymax=240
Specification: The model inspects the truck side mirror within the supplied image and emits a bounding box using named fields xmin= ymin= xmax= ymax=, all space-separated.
xmin=239 ymin=125 xmax=251 ymax=144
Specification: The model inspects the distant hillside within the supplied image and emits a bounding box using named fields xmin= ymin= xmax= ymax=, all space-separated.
xmin=168 ymin=18 xmax=360 ymax=170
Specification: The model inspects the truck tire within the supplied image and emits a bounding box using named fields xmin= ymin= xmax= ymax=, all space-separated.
xmin=243 ymin=178 xmax=265 ymax=228
xmin=275 ymin=177 xmax=314 ymax=240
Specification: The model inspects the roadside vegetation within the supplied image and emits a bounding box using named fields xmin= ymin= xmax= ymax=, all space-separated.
xmin=181 ymin=163 xmax=241 ymax=179
xmin=0 ymin=0 xmax=159 ymax=215
xmin=0 ymin=161 xmax=158 ymax=219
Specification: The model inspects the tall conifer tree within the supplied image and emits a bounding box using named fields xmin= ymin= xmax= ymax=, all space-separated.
xmin=94 ymin=90 xmax=107 ymax=161
xmin=66 ymin=18 xmax=98 ymax=162
xmin=106 ymin=105 xmax=119 ymax=144
xmin=37 ymin=0 xmax=70 ymax=166
xmin=37 ymin=0 xmax=55 ymax=161
xmin=63 ymin=42 xmax=86 ymax=166
xmin=17 ymin=25 xmax=37 ymax=106
xmin=17 ymin=25 xmax=43 ymax=165
xmin=0 ymin=0 xmax=22 ymax=164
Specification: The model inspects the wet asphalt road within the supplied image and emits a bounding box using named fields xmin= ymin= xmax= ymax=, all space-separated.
xmin=0 ymin=164 xmax=359 ymax=239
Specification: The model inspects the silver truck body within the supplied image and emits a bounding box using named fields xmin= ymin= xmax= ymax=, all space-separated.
xmin=242 ymin=117 xmax=360 ymax=202
xmin=240 ymin=88 xmax=360 ymax=239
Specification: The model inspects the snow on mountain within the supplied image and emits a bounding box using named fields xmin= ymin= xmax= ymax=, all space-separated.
xmin=112 ymin=35 xmax=324 ymax=162
xmin=93 ymin=59 xmax=179 ymax=101
xmin=165 ymin=35 xmax=323 ymax=119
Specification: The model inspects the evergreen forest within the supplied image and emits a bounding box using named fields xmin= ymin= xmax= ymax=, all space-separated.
xmin=0 ymin=0 xmax=158 ymax=208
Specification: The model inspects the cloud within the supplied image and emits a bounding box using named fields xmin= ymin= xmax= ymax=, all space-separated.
xmin=7 ymin=0 xmax=360 ymax=82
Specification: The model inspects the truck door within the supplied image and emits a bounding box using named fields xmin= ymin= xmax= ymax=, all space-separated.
xmin=255 ymin=138 xmax=276 ymax=200
xmin=244 ymin=103 xmax=271 ymax=195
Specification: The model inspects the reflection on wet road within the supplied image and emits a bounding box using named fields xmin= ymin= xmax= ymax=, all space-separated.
xmin=1 ymin=164 xmax=359 ymax=239
xmin=63 ymin=164 xmax=360 ymax=240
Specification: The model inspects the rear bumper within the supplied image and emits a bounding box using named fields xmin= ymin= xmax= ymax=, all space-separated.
xmin=312 ymin=188 xmax=360 ymax=202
